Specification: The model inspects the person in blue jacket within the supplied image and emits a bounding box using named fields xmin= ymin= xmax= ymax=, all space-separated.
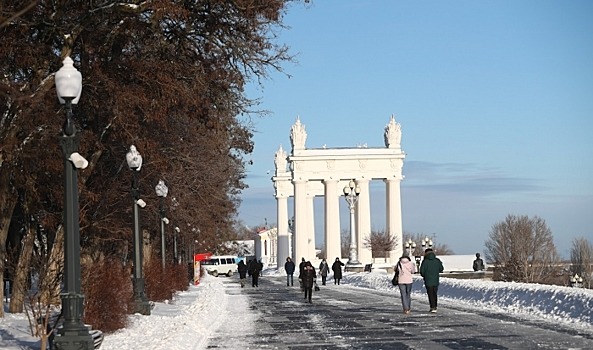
xmin=284 ymin=257 xmax=295 ymax=286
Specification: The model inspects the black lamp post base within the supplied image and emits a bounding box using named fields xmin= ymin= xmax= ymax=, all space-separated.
xmin=134 ymin=298 xmax=152 ymax=315
xmin=132 ymin=277 xmax=151 ymax=315
xmin=54 ymin=293 xmax=93 ymax=350
xmin=54 ymin=331 xmax=94 ymax=350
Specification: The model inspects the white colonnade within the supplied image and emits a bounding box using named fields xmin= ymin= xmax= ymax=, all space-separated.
xmin=273 ymin=116 xmax=405 ymax=268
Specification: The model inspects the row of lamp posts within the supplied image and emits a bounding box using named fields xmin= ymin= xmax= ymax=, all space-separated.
xmin=54 ymin=57 xmax=182 ymax=348
xmin=126 ymin=157 xmax=176 ymax=304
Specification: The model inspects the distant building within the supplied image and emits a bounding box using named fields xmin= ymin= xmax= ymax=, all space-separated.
xmin=255 ymin=227 xmax=277 ymax=268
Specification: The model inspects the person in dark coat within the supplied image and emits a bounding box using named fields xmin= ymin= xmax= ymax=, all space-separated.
xmin=298 ymin=257 xmax=306 ymax=291
xmin=331 ymin=257 xmax=345 ymax=285
xmin=237 ymin=260 xmax=248 ymax=288
xmin=319 ymin=259 xmax=330 ymax=285
xmin=473 ymin=253 xmax=485 ymax=271
xmin=248 ymin=259 xmax=262 ymax=287
xmin=420 ymin=248 xmax=444 ymax=313
xmin=284 ymin=257 xmax=296 ymax=286
xmin=302 ymin=261 xmax=316 ymax=303
xmin=257 ymin=259 xmax=264 ymax=277
xmin=247 ymin=259 xmax=255 ymax=277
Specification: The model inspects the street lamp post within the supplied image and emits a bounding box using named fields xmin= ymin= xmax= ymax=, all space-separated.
xmin=155 ymin=180 xmax=169 ymax=270
xmin=570 ymin=274 xmax=583 ymax=288
xmin=405 ymin=239 xmax=416 ymax=257
xmin=126 ymin=145 xmax=150 ymax=315
xmin=421 ymin=237 xmax=433 ymax=251
xmin=54 ymin=56 xmax=94 ymax=350
xmin=288 ymin=216 xmax=295 ymax=259
xmin=343 ymin=180 xmax=361 ymax=266
xmin=174 ymin=227 xmax=180 ymax=264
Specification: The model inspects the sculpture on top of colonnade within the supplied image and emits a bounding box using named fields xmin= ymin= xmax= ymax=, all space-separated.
xmin=384 ymin=115 xmax=402 ymax=149
xmin=290 ymin=117 xmax=307 ymax=151
xmin=274 ymin=145 xmax=288 ymax=172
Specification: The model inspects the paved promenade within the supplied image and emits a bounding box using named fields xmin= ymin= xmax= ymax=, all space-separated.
xmin=206 ymin=275 xmax=593 ymax=350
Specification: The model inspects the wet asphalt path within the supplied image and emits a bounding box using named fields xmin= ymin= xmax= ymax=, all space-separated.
xmin=206 ymin=275 xmax=593 ymax=350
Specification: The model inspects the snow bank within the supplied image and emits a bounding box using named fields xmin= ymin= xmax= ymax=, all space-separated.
xmin=343 ymin=271 xmax=593 ymax=329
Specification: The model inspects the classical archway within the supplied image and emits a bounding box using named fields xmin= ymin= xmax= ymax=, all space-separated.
xmin=273 ymin=116 xmax=405 ymax=268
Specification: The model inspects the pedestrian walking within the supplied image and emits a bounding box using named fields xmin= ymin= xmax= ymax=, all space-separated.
xmin=257 ymin=259 xmax=264 ymax=277
xmin=302 ymin=261 xmax=316 ymax=303
xmin=395 ymin=255 xmax=416 ymax=314
xmin=284 ymin=257 xmax=296 ymax=286
xmin=237 ymin=260 xmax=248 ymax=288
xmin=420 ymin=248 xmax=444 ymax=313
xmin=319 ymin=258 xmax=330 ymax=285
xmin=331 ymin=257 xmax=345 ymax=285
xmin=298 ymin=257 xmax=306 ymax=291
xmin=249 ymin=259 xmax=262 ymax=287
xmin=473 ymin=253 xmax=485 ymax=271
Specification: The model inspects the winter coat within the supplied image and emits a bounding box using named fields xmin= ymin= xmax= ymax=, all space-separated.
xmin=319 ymin=261 xmax=330 ymax=277
xmin=298 ymin=260 xmax=306 ymax=278
xmin=420 ymin=252 xmax=444 ymax=287
xmin=331 ymin=260 xmax=344 ymax=279
xmin=396 ymin=258 xmax=416 ymax=285
xmin=473 ymin=258 xmax=485 ymax=271
xmin=302 ymin=265 xmax=316 ymax=288
xmin=247 ymin=260 xmax=261 ymax=277
xmin=237 ymin=261 xmax=248 ymax=279
xmin=285 ymin=260 xmax=296 ymax=275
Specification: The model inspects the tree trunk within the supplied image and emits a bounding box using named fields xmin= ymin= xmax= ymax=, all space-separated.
xmin=42 ymin=225 xmax=64 ymax=305
xmin=9 ymin=220 xmax=37 ymax=313
xmin=0 ymin=168 xmax=17 ymax=318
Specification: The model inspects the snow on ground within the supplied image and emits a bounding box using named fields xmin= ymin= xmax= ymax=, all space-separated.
xmin=1 ymin=270 xmax=592 ymax=349
xmin=344 ymin=270 xmax=593 ymax=330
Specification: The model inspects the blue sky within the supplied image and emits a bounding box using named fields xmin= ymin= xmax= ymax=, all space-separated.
xmin=238 ymin=0 xmax=593 ymax=257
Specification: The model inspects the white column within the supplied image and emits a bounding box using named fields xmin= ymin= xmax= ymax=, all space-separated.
xmin=276 ymin=196 xmax=289 ymax=268
xmin=386 ymin=178 xmax=403 ymax=262
xmin=356 ymin=179 xmax=372 ymax=264
xmin=323 ymin=179 xmax=341 ymax=260
xmin=307 ymin=194 xmax=316 ymax=260
xmin=293 ymin=179 xmax=308 ymax=261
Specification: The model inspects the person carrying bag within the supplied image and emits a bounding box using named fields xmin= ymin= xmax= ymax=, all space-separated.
xmin=395 ymin=255 xmax=416 ymax=314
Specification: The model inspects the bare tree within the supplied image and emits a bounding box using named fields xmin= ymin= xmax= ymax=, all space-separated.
xmin=363 ymin=230 xmax=398 ymax=259
xmin=485 ymin=214 xmax=561 ymax=283
xmin=0 ymin=0 xmax=300 ymax=320
xmin=570 ymin=237 xmax=593 ymax=289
